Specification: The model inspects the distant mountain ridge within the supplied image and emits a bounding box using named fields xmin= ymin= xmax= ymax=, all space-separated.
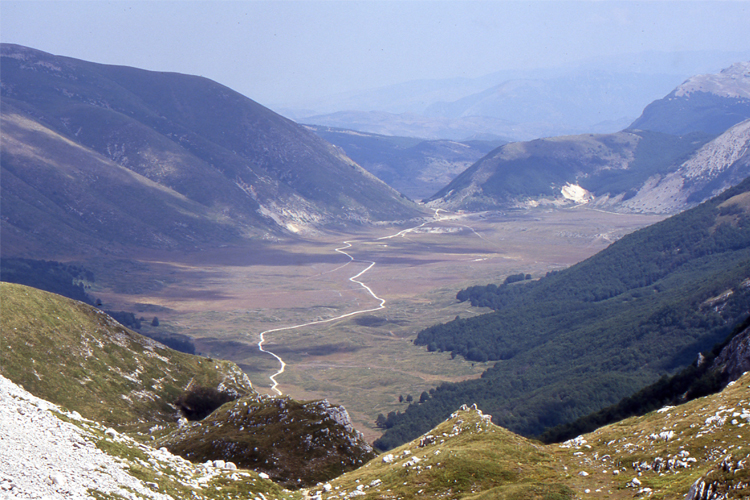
xmin=427 ymin=62 xmax=750 ymax=213
xmin=283 ymin=50 xmax=750 ymax=141
xmin=630 ymin=61 xmax=750 ymax=135
xmin=306 ymin=125 xmax=504 ymax=200
xmin=0 ymin=44 xmax=422 ymax=257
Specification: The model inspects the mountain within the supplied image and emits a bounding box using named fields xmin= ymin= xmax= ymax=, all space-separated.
xmin=6 ymin=370 xmax=749 ymax=500
xmin=540 ymin=317 xmax=750 ymax=443
xmin=306 ymin=125 xmax=504 ymax=200
xmin=0 ymin=44 xmax=422 ymax=257
xmin=0 ymin=282 xmax=375 ymax=487
xmin=618 ymin=118 xmax=750 ymax=213
xmin=427 ymin=128 xmax=716 ymax=211
xmin=326 ymin=373 xmax=750 ymax=499
xmin=422 ymin=71 xmax=684 ymax=135
xmin=630 ymin=61 xmax=750 ymax=135
xmin=376 ymin=175 xmax=750 ymax=448
xmin=423 ymin=63 xmax=750 ymax=213
xmin=0 ymin=282 xmax=253 ymax=427
xmin=301 ymin=110 xmax=520 ymax=142
xmin=428 ymin=117 xmax=750 ymax=214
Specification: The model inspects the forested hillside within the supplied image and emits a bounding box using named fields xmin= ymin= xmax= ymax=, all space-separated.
xmin=375 ymin=175 xmax=750 ymax=450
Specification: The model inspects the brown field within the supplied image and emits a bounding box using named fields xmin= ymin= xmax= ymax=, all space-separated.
xmin=87 ymin=207 xmax=664 ymax=441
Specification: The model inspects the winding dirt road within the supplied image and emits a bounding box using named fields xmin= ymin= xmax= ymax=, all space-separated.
xmin=256 ymin=210 xmax=452 ymax=395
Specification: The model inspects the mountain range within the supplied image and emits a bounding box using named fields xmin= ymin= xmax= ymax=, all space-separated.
xmin=306 ymin=125 xmax=504 ymax=201
xmin=283 ymin=50 xmax=750 ymax=141
xmin=426 ymin=62 xmax=750 ymax=213
xmin=0 ymin=43 xmax=422 ymax=258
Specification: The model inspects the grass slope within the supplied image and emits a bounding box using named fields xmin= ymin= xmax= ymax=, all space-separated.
xmin=321 ymin=372 xmax=750 ymax=499
xmin=377 ymin=175 xmax=750 ymax=448
xmin=0 ymin=282 xmax=253 ymax=428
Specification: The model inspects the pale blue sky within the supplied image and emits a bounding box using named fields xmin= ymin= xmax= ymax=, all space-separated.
xmin=2 ymin=1 xmax=749 ymax=107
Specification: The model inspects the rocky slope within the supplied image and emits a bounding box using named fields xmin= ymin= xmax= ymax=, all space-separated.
xmin=631 ymin=61 xmax=750 ymax=135
xmin=616 ymin=118 xmax=750 ymax=213
xmin=0 ymin=44 xmax=422 ymax=257
xmin=0 ymin=372 xmax=296 ymax=500
xmin=159 ymin=396 xmax=375 ymax=488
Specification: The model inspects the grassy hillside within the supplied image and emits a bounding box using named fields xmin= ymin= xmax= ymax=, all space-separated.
xmin=321 ymin=372 xmax=750 ymax=499
xmin=0 ymin=282 xmax=253 ymax=427
xmin=376 ymin=175 xmax=750 ymax=449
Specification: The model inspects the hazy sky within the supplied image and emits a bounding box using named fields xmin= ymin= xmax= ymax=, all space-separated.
xmin=2 ymin=1 xmax=750 ymax=107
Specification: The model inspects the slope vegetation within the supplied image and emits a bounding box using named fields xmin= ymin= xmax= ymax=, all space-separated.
xmin=322 ymin=372 xmax=750 ymax=499
xmin=0 ymin=282 xmax=253 ymax=427
xmin=0 ymin=44 xmax=421 ymax=256
xmin=377 ymin=175 xmax=750 ymax=449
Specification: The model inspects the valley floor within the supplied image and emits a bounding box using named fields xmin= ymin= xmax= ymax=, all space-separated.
xmin=85 ymin=207 xmax=664 ymax=440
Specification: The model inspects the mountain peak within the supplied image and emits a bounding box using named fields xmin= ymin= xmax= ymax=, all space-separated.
xmin=675 ymin=61 xmax=750 ymax=99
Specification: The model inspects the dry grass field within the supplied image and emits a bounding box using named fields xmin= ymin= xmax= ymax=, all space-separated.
xmin=87 ymin=207 xmax=664 ymax=440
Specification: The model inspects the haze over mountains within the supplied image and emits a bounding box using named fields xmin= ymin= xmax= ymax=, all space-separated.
xmin=282 ymin=50 xmax=750 ymax=141
xmin=0 ymin=44 xmax=421 ymax=257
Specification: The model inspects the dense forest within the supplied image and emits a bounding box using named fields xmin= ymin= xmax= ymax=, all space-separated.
xmin=539 ymin=315 xmax=750 ymax=443
xmin=375 ymin=176 xmax=750 ymax=450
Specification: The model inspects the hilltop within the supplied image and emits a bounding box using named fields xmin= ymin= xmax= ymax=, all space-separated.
xmin=631 ymin=61 xmax=750 ymax=135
